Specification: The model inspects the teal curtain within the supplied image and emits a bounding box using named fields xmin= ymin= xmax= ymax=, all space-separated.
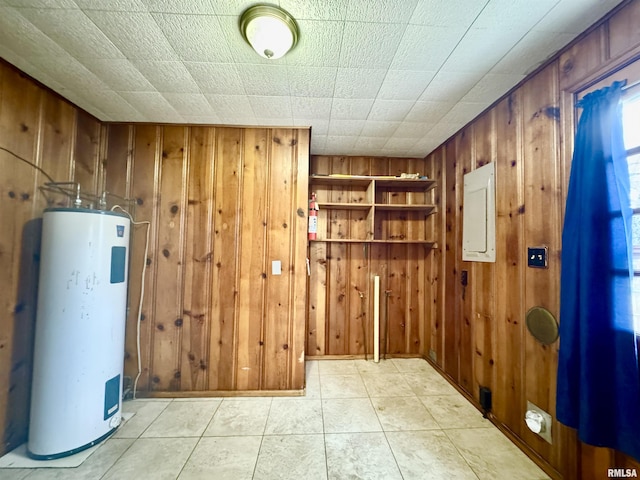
xmin=557 ymin=80 xmax=640 ymax=461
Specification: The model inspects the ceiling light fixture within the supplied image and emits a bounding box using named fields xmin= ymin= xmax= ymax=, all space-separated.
xmin=239 ymin=5 xmax=299 ymax=60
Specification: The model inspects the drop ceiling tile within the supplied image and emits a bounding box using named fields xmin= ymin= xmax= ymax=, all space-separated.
xmin=4 ymin=0 xmax=77 ymax=7
xmin=292 ymin=117 xmax=317 ymax=128
xmin=440 ymin=28 xmax=527 ymax=73
xmin=384 ymin=137 xmax=418 ymax=151
xmin=440 ymin=101 xmax=486 ymax=124
xmin=118 ymin=91 xmax=182 ymax=122
xmin=409 ymin=0 xmax=487 ymax=27
xmin=205 ymin=94 xmax=254 ymax=118
xmin=30 ymin=55 xmax=111 ymax=93
xmin=368 ymin=99 xmax=413 ymax=121
xmin=346 ymin=0 xmax=419 ymax=23
xmin=360 ymin=120 xmax=400 ymax=137
xmin=284 ymin=20 xmax=344 ymax=68
xmin=377 ymin=69 xmax=435 ymax=101
xmin=133 ymin=60 xmax=201 ymax=93
xmin=390 ymin=25 xmax=466 ymax=71
xmin=291 ymin=97 xmax=332 ymax=120
xmin=427 ymin=121 xmax=464 ymax=140
xmin=70 ymin=89 xmax=144 ymax=121
xmin=334 ymin=68 xmax=387 ymax=99
xmin=163 ymin=93 xmax=214 ymax=116
xmin=181 ymin=114 xmax=222 ymax=124
xmin=82 ymin=58 xmax=155 ymax=91
xmin=248 ymin=96 xmax=292 ymax=119
xmin=339 ymin=22 xmax=405 ymax=69
xmin=184 ymin=62 xmax=243 ymax=95
xmin=0 ymin=7 xmax=69 ymax=59
xmin=418 ymin=70 xmax=483 ymax=103
xmin=393 ymin=121 xmax=435 ymax=138
xmin=492 ymin=30 xmax=576 ymax=75
xmin=142 ymin=0 xmax=216 ymax=14
xmin=17 ymin=8 xmax=125 ymax=59
xmin=288 ymin=66 xmax=337 ymax=98
xmin=473 ymin=0 xmax=558 ymax=30
xmin=279 ymin=0 xmax=348 ymax=20
xmin=254 ymin=117 xmax=294 ymax=126
xmin=412 ymin=136 xmax=442 ymax=155
xmin=153 ymin=13 xmax=234 ymax=63
xmin=74 ymin=0 xmax=147 ymax=11
xmin=301 ymin=118 xmax=328 ymax=135
xmin=354 ymin=136 xmax=387 ymax=150
xmin=460 ymin=73 xmax=525 ymax=103
xmin=204 ymin=0 xmax=256 ymax=15
xmin=331 ymin=98 xmax=374 ymax=120
xmin=328 ymin=119 xmax=365 ymax=136
xmin=325 ymin=135 xmax=357 ymax=151
xmin=0 ymin=44 xmax=41 ymax=81
xmin=310 ymin=134 xmax=327 ymax=151
xmin=84 ymin=10 xmax=178 ymax=60
xmin=57 ymin=90 xmax=110 ymax=119
xmin=533 ymin=0 xmax=621 ymax=33
xmin=405 ymin=100 xmax=454 ymax=122
xmin=238 ymin=64 xmax=290 ymax=96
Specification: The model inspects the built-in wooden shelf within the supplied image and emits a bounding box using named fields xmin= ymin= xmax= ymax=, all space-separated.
xmin=309 ymin=175 xmax=437 ymax=245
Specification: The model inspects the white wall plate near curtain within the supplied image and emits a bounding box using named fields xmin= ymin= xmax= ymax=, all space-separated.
xmin=462 ymin=162 xmax=496 ymax=262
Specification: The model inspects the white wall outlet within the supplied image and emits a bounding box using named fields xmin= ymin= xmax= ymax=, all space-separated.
xmin=525 ymin=400 xmax=553 ymax=444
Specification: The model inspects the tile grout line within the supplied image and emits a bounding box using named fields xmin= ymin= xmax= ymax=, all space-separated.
xmin=173 ymin=397 xmax=222 ymax=479
xmin=98 ymin=398 xmax=175 ymax=480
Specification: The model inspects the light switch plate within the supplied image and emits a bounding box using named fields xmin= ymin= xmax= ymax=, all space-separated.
xmin=527 ymin=247 xmax=548 ymax=268
xmin=272 ymin=260 xmax=281 ymax=275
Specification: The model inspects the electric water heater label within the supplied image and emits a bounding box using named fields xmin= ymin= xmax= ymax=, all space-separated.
xmin=116 ymin=225 xmax=125 ymax=237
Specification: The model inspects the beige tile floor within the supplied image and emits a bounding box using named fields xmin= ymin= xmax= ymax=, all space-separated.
xmin=0 ymin=358 xmax=550 ymax=480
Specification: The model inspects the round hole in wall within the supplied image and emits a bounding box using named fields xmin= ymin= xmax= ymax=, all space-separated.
xmin=525 ymin=306 xmax=559 ymax=345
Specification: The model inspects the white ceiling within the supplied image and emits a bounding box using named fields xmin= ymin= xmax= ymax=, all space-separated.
xmin=0 ymin=0 xmax=623 ymax=158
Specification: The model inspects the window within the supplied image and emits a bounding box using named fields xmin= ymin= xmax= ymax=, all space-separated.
xmin=623 ymin=83 xmax=640 ymax=332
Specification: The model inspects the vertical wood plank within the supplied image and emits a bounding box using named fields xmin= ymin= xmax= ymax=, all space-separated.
xmin=290 ymin=128 xmax=309 ymax=388
xmin=236 ymin=128 xmax=268 ymax=390
xmin=129 ymin=125 xmax=161 ymax=392
xmin=493 ymin=92 xmax=525 ymax=436
xmin=457 ymin=128 xmax=474 ymax=394
xmin=308 ymin=242 xmax=327 ymax=356
xmin=73 ymin=110 xmax=101 ymax=196
xmin=209 ymin=128 xmax=242 ymax=390
xmin=522 ymin=63 xmax=562 ymax=465
xmin=263 ymin=129 xmax=296 ymax=389
xmin=472 ymin=112 xmax=496 ymax=399
xmin=0 ymin=64 xmax=43 ymax=455
xmin=149 ymin=126 xmax=188 ymax=392
xmin=181 ymin=126 xmax=215 ymax=391
xmin=103 ymin=124 xmax=132 ymax=201
xmin=443 ymin=139 xmax=459 ymax=379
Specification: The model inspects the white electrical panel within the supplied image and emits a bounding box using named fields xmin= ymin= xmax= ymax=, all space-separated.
xmin=462 ymin=162 xmax=496 ymax=263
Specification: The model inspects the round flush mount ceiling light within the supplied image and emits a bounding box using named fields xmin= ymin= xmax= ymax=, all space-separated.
xmin=239 ymin=5 xmax=299 ymax=59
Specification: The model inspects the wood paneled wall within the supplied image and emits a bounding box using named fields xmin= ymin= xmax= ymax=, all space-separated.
xmin=0 ymin=59 xmax=104 ymax=456
xmin=430 ymin=1 xmax=640 ymax=477
xmin=307 ymin=155 xmax=440 ymax=358
xmin=103 ymin=125 xmax=309 ymax=394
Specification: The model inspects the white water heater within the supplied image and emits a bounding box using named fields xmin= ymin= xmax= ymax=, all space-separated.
xmin=28 ymin=208 xmax=130 ymax=459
